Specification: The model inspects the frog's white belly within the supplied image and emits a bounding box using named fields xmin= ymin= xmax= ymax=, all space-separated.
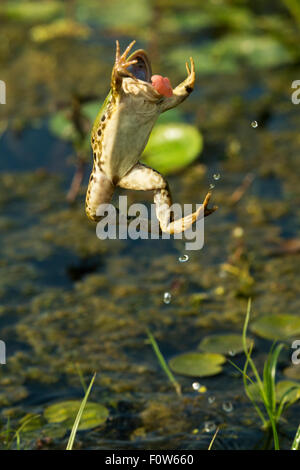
xmin=101 ymin=100 xmax=159 ymax=182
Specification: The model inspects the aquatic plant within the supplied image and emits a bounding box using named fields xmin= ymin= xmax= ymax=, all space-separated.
xmin=291 ymin=424 xmax=300 ymax=450
xmin=229 ymin=299 xmax=299 ymax=450
xmin=146 ymin=328 xmax=181 ymax=396
xmin=66 ymin=372 xmax=96 ymax=450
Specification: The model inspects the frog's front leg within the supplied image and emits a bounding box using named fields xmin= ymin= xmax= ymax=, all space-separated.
xmin=111 ymin=40 xmax=138 ymax=94
xmin=118 ymin=163 xmax=217 ymax=234
xmin=159 ymin=58 xmax=195 ymax=113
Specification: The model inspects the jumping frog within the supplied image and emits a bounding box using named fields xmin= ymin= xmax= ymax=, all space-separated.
xmin=85 ymin=40 xmax=217 ymax=233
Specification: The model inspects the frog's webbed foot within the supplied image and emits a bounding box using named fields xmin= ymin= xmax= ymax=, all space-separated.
xmin=118 ymin=163 xmax=217 ymax=234
xmin=183 ymin=57 xmax=195 ymax=91
xmin=113 ymin=40 xmax=138 ymax=83
xmin=154 ymin=188 xmax=217 ymax=234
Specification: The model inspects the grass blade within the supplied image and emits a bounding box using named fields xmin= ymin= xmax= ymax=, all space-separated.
xmin=208 ymin=427 xmax=219 ymax=450
xmin=291 ymin=425 xmax=300 ymax=450
xmin=66 ymin=372 xmax=96 ymax=450
xmin=276 ymin=386 xmax=299 ymax=421
xmin=263 ymin=344 xmax=283 ymax=416
xmin=147 ymin=328 xmax=181 ymax=396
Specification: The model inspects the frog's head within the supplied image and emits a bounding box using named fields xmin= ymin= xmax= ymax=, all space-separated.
xmin=115 ymin=41 xmax=173 ymax=102
xmin=127 ymin=48 xmax=173 ymax=99
xmin=127 ymin=49 xmax=152 ymax=83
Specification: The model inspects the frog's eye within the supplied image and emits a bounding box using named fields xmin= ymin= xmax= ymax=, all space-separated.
xmin=127 ymin=51 xmax=152 ymax=83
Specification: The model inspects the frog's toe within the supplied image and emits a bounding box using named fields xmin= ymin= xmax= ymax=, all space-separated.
xmin=117 ymin=61 xmax=138 ymax=79
xmin=185 ymin=57 xmax=195 ymax=85
xmin=203 ymin=191 xmax=218 ymax=217
xmin=115 ymin=40 xmax=121 ymax=62
xmin=115 ymin=40 xmax=136 ymax=68
xmin=121 ymin=40 xmax=136 ymax=61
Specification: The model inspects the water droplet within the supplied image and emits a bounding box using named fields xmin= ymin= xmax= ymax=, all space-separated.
xmin=204 ymin=421 xmax=216 ymax=433
xmin=179 ymin=254 xmax=189 ymax=263
xmin=192 ymin=382 xmax=200 ymax=391
xmin=251 ymin=120 xmax=258 ymax=128
xmin=222 ymin=401 xmax=233 ymax=413
xmin=163 ymin=292 xmax=171 ymax=304
xmin=192 ymin=382 xmax=206 ymax=393
xmin=213 ymin=173 xmax=220 ymax=181
xmin=208 ymin=395 xmax=216 ymax=404
xmin=228 ymin=350 xmax=236 ymax=357
xmin=209 ymin=183 xmax=215 ymax=190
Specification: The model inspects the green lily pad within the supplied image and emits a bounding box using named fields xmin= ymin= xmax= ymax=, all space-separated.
xmin=82 ymin=101 xmax=103 ymax=123
xmin=18 ymin=413 xmax=44 ymax=432
xmin=169 ymin=352 xmax=226 ymax=378
xmin=276 ymin=381 xmax=300 ymax=404
xmin=198 ymin=334 xmax=253 ymax=355
xmin=169 ymin=34 xmax=293 ymax=75
xmin=142 ymin=123 xmax=203 ymax=174
xmin=283 ymin=365 xmax=300 ymax=381
xmin=49 ymin=100 xmax=101 ymax=149
xmin=48 ymin=112 xmax=76 ymax=142
xmin=17 ymin=414 xmax=67 ymax=440
xmin=247 ymin=380 xmax=300 ymax=405
xmin=250 ymin=314 xmax=300 ymax=341
xmin=44 ymin=400 xmax=109 ymax=431
xmin=0 ymin=1 xmax=63 ymax=23
xmin=31 ymin=19 xmax=90 ymax=43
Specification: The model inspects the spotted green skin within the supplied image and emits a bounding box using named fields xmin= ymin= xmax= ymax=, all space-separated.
xmin=84 ymin=41 xmax=215 ymax=234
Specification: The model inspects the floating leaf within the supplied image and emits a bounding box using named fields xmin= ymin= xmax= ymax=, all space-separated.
xmin=48 ymin=112 xmax=76 ymax=142
xmin=49 ymin=100 xmax=101 ymax=149
xmin=198 ymin=333 xmax=253 ymax=355
xmin=16 ymin=414 xmax=67 ymax=441
xmin=169 ymin=34 xmax=294 ymax=75
xmin=283 ymin=365 xmax=300 ymax=381
xmin=44 ymin=401 xmax=109 ymax=430
xmin=30 ymin=19 xmax=90 ymax=43
xmin=0 ymin=1 xmax=63 ymax=23
xmin=250 ymin=314 xmax=300 ymax=340
xmin=159 ymin=11 xmax=213 ymax=34
xmin=75 ymin=0 xmax=151 ymax=32
xmin=142 ymin=123 xmax=203 ymax=174
xmin=247 ymin=380 xmax=300 ymax=404
xmin=18 ymin=413 xmax=44 ymax=432
xmin=216 ymin=34 xmax=293 ymax=69
xmin=82 ymin=101 xmax=103 ymax=124
xmin=169 ymin=352 xmax=226 ymax=378
xmin=276 ymin=381 xmax=300 ymax=404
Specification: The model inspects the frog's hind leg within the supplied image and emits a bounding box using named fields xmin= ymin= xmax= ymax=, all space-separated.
xmin=85 ymin=168 xmax=115 ymax=222
xmin=117 ymin=163 xmax=217 ymax=234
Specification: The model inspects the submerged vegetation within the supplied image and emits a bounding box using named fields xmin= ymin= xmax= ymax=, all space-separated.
xmin=0 ymin=0 xmax=299 ymax=450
